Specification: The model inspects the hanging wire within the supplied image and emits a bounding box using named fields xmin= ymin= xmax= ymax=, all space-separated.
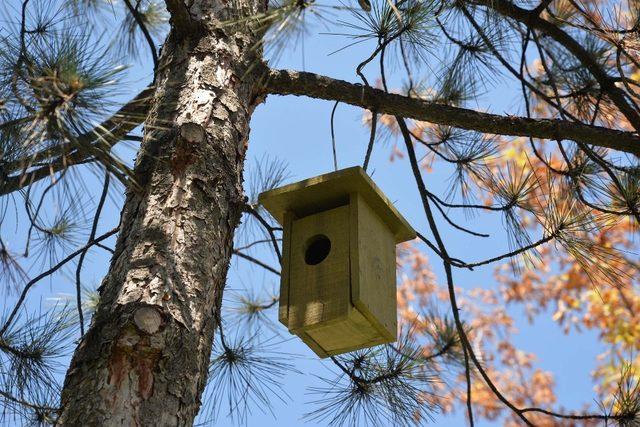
xmin=363 ymin=108 xmax=378 ymax=172
xmin=329 ymin=100 xmax=340 ymax=171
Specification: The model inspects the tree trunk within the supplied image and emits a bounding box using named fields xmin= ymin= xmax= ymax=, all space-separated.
xmin=58 ymin=2 xmax=264 ymax=424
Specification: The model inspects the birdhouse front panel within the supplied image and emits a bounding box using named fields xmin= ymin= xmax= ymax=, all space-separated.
xmin=287 ymin=205 xmax=351 ymax=331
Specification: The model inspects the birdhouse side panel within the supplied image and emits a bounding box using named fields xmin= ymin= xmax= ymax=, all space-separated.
xmin=287 ymin=205 xmax=351 ymax=331
xmin=350 ymin=193 xmax=397 ymax=342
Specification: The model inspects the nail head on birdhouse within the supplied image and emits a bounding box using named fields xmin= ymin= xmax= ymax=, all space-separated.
xmin=258 ymin=166 xmax=415 ymax=357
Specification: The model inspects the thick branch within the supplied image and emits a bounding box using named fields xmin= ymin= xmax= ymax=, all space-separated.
xmin=263 ymin=69 xmax=640 ymax=157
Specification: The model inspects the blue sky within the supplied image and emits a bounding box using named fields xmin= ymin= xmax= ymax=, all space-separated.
xmin=1 ymin=1 xmax=607 ymax=425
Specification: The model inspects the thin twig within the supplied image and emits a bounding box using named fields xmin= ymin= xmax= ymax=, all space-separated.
xmin=122 ymin=0 xmax=159 ymax=75
xmin=74 ymin=168 xmax=110 ymax=335
xmin=246 ymin=206 xmax=282 ymax=263
xmin=232 ymin=249 xmax=281 ymax=276
xmin=363 ymin=108 xmax=377 ymax=172
xmin=330 ymin=101 xmax=339 ymax=171
xmin=0 ymin=228 xmax=119 ymax=337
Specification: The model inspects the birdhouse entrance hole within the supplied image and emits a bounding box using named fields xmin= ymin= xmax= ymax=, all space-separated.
xmin=304 ymin=234 xmax=331 ymax=265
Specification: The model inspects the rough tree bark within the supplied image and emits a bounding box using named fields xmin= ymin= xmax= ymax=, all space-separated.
xmin=58 ymin=0 xmax=264 ymax=424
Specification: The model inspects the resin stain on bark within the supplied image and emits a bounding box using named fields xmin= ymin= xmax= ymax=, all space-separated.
xmin=105 ymin=326 xmax=163 ymax=425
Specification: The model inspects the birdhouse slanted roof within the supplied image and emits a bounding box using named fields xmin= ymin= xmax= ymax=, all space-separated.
xmin=259 ymin=166 xmax=415 ymax=242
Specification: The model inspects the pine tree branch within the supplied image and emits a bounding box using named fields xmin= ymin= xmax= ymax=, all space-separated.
xmin=1 ymin=86 xmax=153 ymax=195
xmin=232 ymin=249 xmax=281 ymax=276
xmin=399 ymin=115 xmax=533 ymax=426
xmin=0 ymin=389 xmax=58 ymax=412
xmin=519 ymin=406 xmax=635 ymax=422
xmin=468 ymin=0 xmax=640 ymax=131
xmin=262 ymin=69 xmax=640 ymax=157
xmin=4 ymin=67 xmax=639 ymax=198
xmin=123 ymin=0 xmax=159 ymax=73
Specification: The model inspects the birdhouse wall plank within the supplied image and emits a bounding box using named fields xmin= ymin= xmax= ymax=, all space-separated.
xmin=349 ymin=193 xmax=397 ymax=342
xmin=287 ymin=205 xmax=351 ymax=331
xmin=305 ymin=308 xmax=391 ymax=356
xmin=278 ymin=211 xmax=295 ymax=326
xmin=296 ymin=331 xmax=329 ymax=358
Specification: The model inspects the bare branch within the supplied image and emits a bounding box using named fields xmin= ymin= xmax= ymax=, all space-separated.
xmin=263 ymin=69 xmax=640 ymax=157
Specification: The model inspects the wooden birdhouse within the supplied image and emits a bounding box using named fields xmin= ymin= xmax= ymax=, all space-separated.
xmin=258 ymin=166 xmax=415 ymax=358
